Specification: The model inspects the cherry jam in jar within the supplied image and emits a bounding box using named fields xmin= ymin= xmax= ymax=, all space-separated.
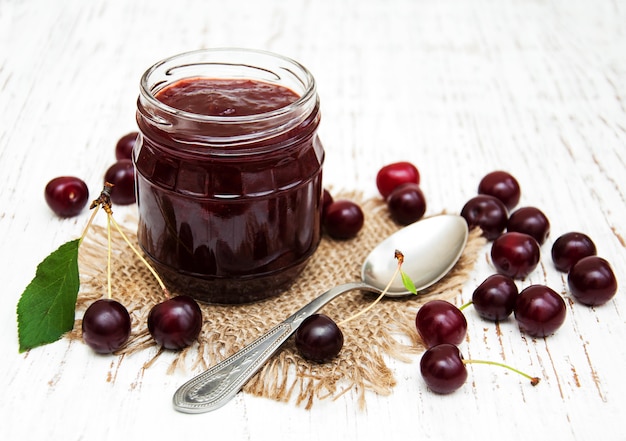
xmin=134 ymin=49 xmax=324 ymax=303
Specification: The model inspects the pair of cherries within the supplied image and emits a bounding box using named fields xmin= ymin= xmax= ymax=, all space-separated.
xmin=82 ymin=295 xmax=203 ymax=354
xmin=44 ymin=132 xmax=138 ymax=218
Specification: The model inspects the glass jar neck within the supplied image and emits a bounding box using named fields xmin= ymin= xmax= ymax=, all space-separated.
xmin=136 ymin=48 xmax=320 ymax=155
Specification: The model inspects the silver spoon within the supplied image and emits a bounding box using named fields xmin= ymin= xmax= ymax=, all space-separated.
xmin=173 ymin=214 xmax=469 ymax=413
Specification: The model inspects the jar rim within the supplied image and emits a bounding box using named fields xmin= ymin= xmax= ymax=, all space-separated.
xmin=139 ymin=48 xmax=317 ymax=124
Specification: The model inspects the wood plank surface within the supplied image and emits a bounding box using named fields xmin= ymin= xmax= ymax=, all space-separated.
xmin=1 ymin=0 xmax=625 ymax=440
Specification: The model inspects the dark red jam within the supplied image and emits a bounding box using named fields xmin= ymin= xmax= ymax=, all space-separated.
xmin=135 ymin=51 xmax=324 ymax=304
xmin=155 ymin=78 xmax=301 ymax=117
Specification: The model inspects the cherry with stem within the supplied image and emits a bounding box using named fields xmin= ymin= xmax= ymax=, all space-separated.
xmin=420 ymin=343 xmax=540 ymax=394
xmin=80 ymin=183 xmax=135 ymax=353
xmin=296 ymin=250 xmax=411 ymax=362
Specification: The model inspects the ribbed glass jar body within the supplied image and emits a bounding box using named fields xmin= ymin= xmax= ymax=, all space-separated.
xmin=135 ymin=49 xmax=324 ymax=303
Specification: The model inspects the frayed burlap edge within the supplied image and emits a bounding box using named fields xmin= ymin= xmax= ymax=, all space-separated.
xmin=68 ymin=194 xmax=485 ymax=409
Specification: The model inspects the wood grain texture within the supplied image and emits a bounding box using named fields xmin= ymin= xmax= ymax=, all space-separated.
xmin=1 ymin=0 xmax=625 ymax=440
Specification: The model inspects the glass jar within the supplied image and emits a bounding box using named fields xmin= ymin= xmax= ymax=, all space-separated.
xmin=134 ymin=49 xmax=324 ymax=304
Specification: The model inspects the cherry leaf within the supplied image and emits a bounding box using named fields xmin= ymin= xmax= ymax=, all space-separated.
xmin=17 ymin=239 xmax=80 ymax=353
xmin=401 ymin=270 xmax=417 ymax=295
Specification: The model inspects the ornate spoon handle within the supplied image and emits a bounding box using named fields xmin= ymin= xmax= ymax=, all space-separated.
xmin=173 ymin=281 xmax=378 ymax=413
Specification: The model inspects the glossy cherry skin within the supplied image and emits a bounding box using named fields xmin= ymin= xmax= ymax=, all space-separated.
xmin=295 ymin=314 xmax=344 ymax=362
xmin=415 ymin=300 xmax=467 ymax=348
xmin=104 ymin=159 xmax=136 ymax=205
xmin=460 ymin=195 xmax=508 ymax=240
xmin=82 ymin=299 xmax=131 ymax=354
xmin=386 ymin=183 xmax=427 ymax=225
xmin=45 ymin=176 xmax=90 ymax=217
xmin=376 ymin=161 xmax=420 ymax=199
xmin=147 ymin=295 xmax=203 ymax=350
xmin=420 ymin=343 xmax=468 ymax=394
xmin=478 ymin=170 xmax=521 ymax=211
xmin=115 ymin=132 xmax=138 ymax=160
xmin=472 ymin=274 xmax=519 ymax=321
xmin=514 ymin=285 xmax=566 ymax=337
xmin=321 ymin=188 xmax=334 ymax=221
xmin=323 ymin=200 xmax=364 ymax=240
xmin=491 ymin=232 xmax=540 ymax=279
xmin=507 ymin=206 xmax=550 ymax=245
xmin=551 ymin=232 xmax=597 ymax=272
xmin=568 ymin=256 xmax=618 ymax=306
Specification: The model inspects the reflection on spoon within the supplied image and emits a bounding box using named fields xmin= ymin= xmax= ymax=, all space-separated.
xmin=173 ymin=214 xmax=469 ymax=413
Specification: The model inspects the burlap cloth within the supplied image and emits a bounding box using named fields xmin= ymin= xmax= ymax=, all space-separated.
xmin=69 ymin=194 xmax=485 ymax=409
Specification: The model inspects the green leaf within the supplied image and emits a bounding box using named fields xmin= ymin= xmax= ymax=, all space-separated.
xmin=17 ymin=239 xmax=80 ymax=353
xmin=401 ymin=270 xmax=418 ymax=295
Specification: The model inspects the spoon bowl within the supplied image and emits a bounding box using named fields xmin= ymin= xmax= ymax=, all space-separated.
xmin=173 ymin=214 xmax=469 ymax=413
xmin=362 ymin=214 xmax=469 ymax=295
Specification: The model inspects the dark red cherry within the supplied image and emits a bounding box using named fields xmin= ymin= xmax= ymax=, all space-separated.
xmin=491 ymin=232 xmax=540 ymax=279
xmin=45 ymin=176 xmax=90 ymax=218
xmin=148 ymin=295 xmax=203 ymax=350
xmin=376 ymin=161 xmax=420 ymax=199
xmin=478 ymin=170 xmax=521 ymax=211
xmin=321 ymin=188 xmax=334 ymax=221
xmin=514 ymin=285 xmax=566 ymax=337
xmin=104 ymin=160 xmax=136 ymax=205
xmin=568 ymin=256 xmax=618 ymax=306
xmin=551 ymin=232 xmax=597 ymax=272
xmin=460 ymin=195 xmax=508 ymax=240
xmin=295 ymin=314 xmax=344 ymax=362
xmin=507 ymin=206 xmax=550 ymax=245
xmin=82 ymin=299 xmax=131 ymax=354
xmin=386 ymin=183 xmax=427 ymax=225
xmin=472 ymin=274 xmax=518 ymax=321
xmin=420 ymin=343 xmax=468 ymax=394
xmin=415 ymin=300 xmax=467 ymax=348
xmin=115 ymin=132 xmax=138 ymax=160
xmin=323 ymin=200 xmax=364 ymax=240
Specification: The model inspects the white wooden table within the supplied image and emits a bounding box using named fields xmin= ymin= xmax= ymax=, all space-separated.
xmin=2 ymin=0 xmax=625 ymax=439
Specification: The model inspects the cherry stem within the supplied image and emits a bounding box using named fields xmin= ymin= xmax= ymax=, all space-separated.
xmin=80 ymin=181 xmax=113 ymax=244
xmin=86 ymin=183 xmax=170 ymax=298
xmin=106 ymin=213 xmax=113 ymax=300
xmin=459 ymin=300 xmax=473 ymax=311
xmin=79 ymin=204 xmax=100 ymax=244
xmin=338 ymin=250 xmax=404 ymax=326
xmin=108 ymin=213 xmax=169 ymax=295
xmin=463 ymin=359 xmax=540 ymax=386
